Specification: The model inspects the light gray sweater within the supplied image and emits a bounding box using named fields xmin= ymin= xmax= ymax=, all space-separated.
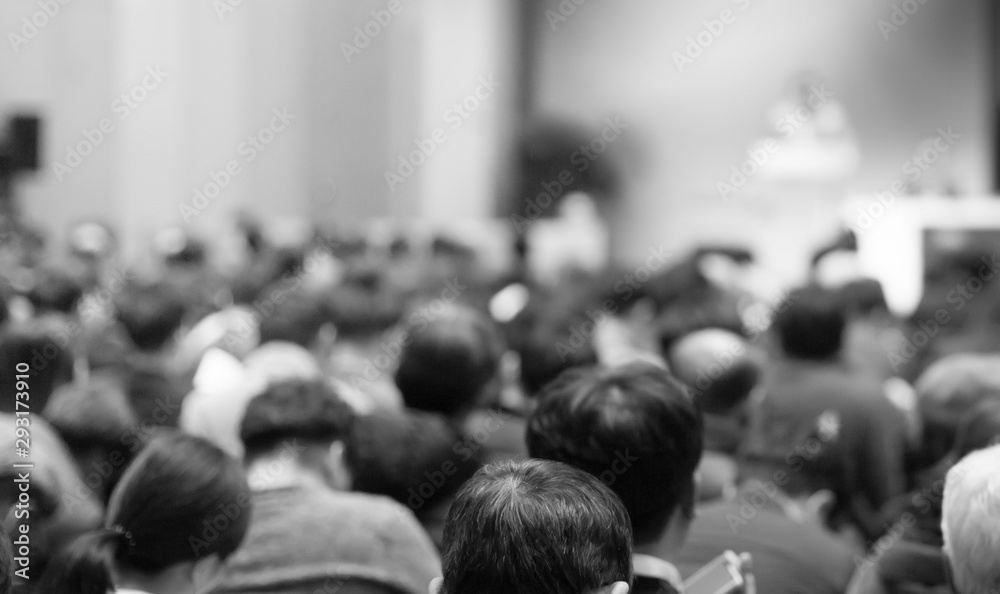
xmin=216 ymin=485 xmax=441 ymax=594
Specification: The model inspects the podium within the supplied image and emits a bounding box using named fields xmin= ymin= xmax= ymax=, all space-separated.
xmin=845 ymin=196 xmax=1000 ymax=317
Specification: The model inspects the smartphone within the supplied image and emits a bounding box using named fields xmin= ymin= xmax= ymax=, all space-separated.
xmin=683 ymin=551 xmax=745 ymax=594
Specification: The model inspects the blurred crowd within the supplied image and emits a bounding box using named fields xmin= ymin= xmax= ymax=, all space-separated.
xmin=0 ymin=217 xmax=998 ymax=594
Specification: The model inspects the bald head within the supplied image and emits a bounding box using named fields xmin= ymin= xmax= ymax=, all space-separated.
xmin=668 ymin=328 xmax=758 ymax=415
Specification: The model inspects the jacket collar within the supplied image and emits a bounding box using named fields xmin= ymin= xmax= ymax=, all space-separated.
xmin=633 ymin=553 xmax=685 ymax=592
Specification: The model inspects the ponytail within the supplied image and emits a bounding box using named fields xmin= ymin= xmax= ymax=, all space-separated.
xmin=38 ymin=529 xmax=123 ymax=594
xmin=38 ymin=432 xmax=250 ymax=592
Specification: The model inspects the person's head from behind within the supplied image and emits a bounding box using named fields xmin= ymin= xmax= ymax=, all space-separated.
xmin=501 ymin=291 xmax=599 ymax=400
xmin=326 ymin=268 xmax=404 ymax=343
xmin=115 ymin=282 xmax=187 ymax=353
xmin=773 ymin=285 xmax=845 ymax=361
xmin=395 ymin=304 xmax=502 ymax=419
xmin=952 ymin=399 xmax=1000 ymax=460
xmin=257 ymin=291 xmax=331 ymax=352
xmin=433 ymin=459 xmax=632 ymax=594
xmin=27 ymin=265 xmax=84 ymax=316
xmin=667 ymin=328 xmax=759 ymax=422
xmin=941 ymin=444 xmax=1000 ymax=594
xmin=40 ymin=431 xmax=250 ymax=594
xmin=916 ymin=353 xmax=1000 ymax=465
xmin=42 ymin=373 xmax=138 ymax=503
xmin=739 ymin=409 xmax=848 ymax=527
xmin=839 ymin=278 xmax=889 ymax=321
xmin=527 ymin=363 xmax=703 ymax=552
xmin=345 ymin=409 xmax=478 ymax=514
xmin=516 ymin=322 xmax=599 ymax=399
xmin=0 ymin=322 xmax=73 ymax=414
xmin=240 ymin=379 xmax=355 ymax=491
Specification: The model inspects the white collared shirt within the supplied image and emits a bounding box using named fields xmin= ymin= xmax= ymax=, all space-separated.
xmin=633 ymin=553 xmax=685 ymax=593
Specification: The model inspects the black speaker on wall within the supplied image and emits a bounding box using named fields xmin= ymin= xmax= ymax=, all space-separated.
xmin=994 ymin=0 xmax=1000 ymax=192
xmin=0 ymin=114 xmax=42 ymax=224
xmin=7 ymin=115 xmax=40 ymax=172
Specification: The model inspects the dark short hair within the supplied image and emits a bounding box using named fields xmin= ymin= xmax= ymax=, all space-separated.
xmin=517 ymin=324 xmax=599 ymax=398
xmin=123 ymin=364 xmax=184 ymax=428
xmin=953 ymin=399 xmax=1000 ymax=459
xmin=345 ymin=409 xmax=479 ymax=512
xmin=501 ymin=290 xmax=600 ymax=398
xmin=240 ymin=379 xmax=354 ymax=461
xmin=773 ymin=286 xmax=845 ymax=360
xmin=693 ymin=360 xmax=758 ymax=415
xmin=395 ymin=305 xmax=501 ymax=417
xmin=527 ymin=363 xmax=703 ymax=544
xmin=326 ymin=269 xmax=404 ymax=340
xmin=115 ymin=283 xmax=186 ymax=351
xmin=27 ymin=266 xmax=84 ymax=314
xmin=257 ymin=291 xmax=327 ymax=348
xmin=440 ymin=459 xmax=632 ymax=594
xmin=0 ymin=322 xmax=74 ymax=414
xmin=43 ymin=374 xmax=138 ymax=501
xmin=839 ymin=279 xmax=888 ymax=318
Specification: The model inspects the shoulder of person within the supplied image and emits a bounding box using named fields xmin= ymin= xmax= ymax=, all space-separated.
xmin=319 ymin=489 xmax=424 ymax=526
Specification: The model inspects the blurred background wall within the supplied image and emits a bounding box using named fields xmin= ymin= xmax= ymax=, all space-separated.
xmin=0 ymin=0 xmax=519 ymax=256
xmin=528 ymin=0 xmax=992 ymax=282
xmin=0 ymin=0 xmax=993 ymax=284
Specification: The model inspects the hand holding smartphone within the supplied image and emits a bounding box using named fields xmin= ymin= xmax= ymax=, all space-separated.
xmin=683 ymin=551 xmax=755 ymax=594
